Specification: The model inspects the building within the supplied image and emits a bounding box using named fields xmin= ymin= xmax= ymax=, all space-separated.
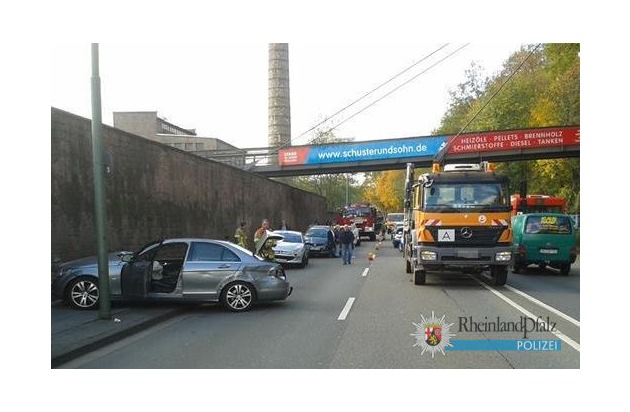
xmin=113 ymin=111 xmax=246 ymax=168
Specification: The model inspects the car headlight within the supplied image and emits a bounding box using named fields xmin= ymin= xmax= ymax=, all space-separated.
xmin=420 ymin=251 xmax=437 ymax=261
xmin=495 ymin=251 xmax=512 ymax=262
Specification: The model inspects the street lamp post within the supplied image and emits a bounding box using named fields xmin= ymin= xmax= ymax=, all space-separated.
xmin=91 ymin=43 xmax=110 ymax=319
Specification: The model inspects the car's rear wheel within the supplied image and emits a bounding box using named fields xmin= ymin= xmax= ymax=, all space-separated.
xmin=559 ymin=263 xmax=571 ymax=276
xmin=221 ymin=282 xmax=256 ymax=312
xmin=66 ymin=277 xmax=100 ymax=310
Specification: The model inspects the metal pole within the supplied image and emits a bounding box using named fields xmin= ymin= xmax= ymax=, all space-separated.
xmin=345 ymin=174 xmax=349 ymax=206
xmin=91 ymin=44 xmax=110 ymax=319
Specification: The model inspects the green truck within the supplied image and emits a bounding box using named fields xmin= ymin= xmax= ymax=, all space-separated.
xmin=511 ymin=213 xmax=578 ymax=276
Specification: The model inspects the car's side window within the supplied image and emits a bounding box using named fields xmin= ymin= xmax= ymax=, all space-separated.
xmin=154 ymin=243 xmax=188 ymax=261
xmin=189 ymin=242 xmax=241 ymax=262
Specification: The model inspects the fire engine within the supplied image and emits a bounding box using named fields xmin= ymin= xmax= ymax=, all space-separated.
xmin=403 ymin=162 xmax=513 ymax=285
xmin=336 ymin=203 xmax=383 ymax=241
xmin=510 ymin=194 xmax=566 ymax=216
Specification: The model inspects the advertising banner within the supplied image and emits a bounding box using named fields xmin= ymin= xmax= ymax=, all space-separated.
xmin=446 ymin=126 xmax=580 ymax=155
xmin=278 ymin=136 xmax=448 ymax=166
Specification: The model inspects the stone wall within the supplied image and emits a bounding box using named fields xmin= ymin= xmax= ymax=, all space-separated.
xmin=51 ymin=108 xmax=327 ymax=262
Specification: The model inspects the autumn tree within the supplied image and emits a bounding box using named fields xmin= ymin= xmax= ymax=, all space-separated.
xmin=361 ymin=170 xmax=406 ymax=212
xmin=435 ymin=43 xmax=580 ymax=212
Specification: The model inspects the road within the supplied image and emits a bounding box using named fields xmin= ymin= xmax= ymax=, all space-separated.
xmin=61 ymin=239 xmax=580 ymax=369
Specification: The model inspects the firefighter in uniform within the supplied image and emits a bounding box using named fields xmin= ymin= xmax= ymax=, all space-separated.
xmin=234 ymin=221 xmax=248 ymax=249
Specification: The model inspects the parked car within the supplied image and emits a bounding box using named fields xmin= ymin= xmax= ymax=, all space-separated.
xmin=304 ymin=225 xmax=337 ymax=257
xmin=385 ymin=212 xmax=404 ymax=235
xmin=511 ymin=213 xmax=578 ymax=275
xmin=52 ymin=234 xmax=292 ymax=312
xmin=272 ymin=230 xmax=309 ymax=268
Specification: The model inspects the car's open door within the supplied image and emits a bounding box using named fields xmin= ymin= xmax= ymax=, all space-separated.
xmin=120 ymin=260 xmax=152 ymax=299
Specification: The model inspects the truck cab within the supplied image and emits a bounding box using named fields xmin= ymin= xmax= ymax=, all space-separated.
xmin=404 ymin=162 xmax=513 ymax=285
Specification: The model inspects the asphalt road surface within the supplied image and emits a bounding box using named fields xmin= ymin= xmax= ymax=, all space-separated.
xmin=61 ymin=239 xmax=580 ymax=369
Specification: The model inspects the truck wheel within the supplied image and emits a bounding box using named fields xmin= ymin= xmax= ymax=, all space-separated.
xmin=414 ymin=269 xmax=426 ymax=285
xmin=491 ymin=266 xmax=507 ymax=286
xmin=405 ymin=258 xmax=412 ymax=274
xmin=560 ymin=263 xmax=571 ymax=276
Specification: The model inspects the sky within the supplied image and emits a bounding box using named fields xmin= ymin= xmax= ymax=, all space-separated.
xmin=50 ymin=43 xmax=523 ymax=149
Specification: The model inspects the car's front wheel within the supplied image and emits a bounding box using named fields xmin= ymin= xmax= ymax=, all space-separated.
xmin=221 ymin=282 xmax=256 ymax=312
xmin=66 ymin=277 xmax=100 ymax=310
xmin=299 ymin=253 xmax=308 ymax=268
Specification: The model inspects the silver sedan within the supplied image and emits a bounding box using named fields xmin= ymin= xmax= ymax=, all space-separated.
xmin=51 ymin=234 xmax=292 ymax=312
xmin=272 ymin=230 xmax=309 ymax=268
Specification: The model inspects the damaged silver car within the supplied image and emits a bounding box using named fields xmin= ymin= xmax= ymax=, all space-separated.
xmin=52 ymin=233 xmax=292 ymax=312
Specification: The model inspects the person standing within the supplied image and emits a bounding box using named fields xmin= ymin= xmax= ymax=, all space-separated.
xmin=340 ymin=225 xmax=355 ymax=265
xmin=254 ymin=218 xmax=276 ymax=260
xmin=333 ymin=225 xmax=341 ymax=257
xmin=234 ymin=221 xmax=248 ymax=249
xmin=254 ymin=219 xmax=270 ymax=244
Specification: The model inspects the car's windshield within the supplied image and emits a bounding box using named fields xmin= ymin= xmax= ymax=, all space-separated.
xmin=387 ymin=213 xmax=404 ymax=222
xmin=276 ymin=232 xmax=303 ymax=243
xmin=306 ymin=229 xmax=328 ymax=238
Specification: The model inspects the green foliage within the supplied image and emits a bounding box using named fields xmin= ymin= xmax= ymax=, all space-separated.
xmin=437 ymin=43 xmax=580 ymax=212
xmin=288 ymin=44 xmax=580 ymax=215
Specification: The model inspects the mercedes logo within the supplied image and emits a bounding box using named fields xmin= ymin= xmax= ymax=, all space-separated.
xmin=460 ymin=227 xmax=473 ymax=239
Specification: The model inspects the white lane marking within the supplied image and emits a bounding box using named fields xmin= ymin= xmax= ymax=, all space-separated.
xmin=504 ymin=284 xmax=580 ymax=327
xmin=337 ymin=297 xmax=356 ymax=321
xmin=470 ymin=277 xmax=580 ymax=352
xmin=362 ymin=268 xmax=369 ymax=277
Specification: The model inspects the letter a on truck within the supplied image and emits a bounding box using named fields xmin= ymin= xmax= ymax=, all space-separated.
xmin=403 ymin=162 xmax=513 ymax=285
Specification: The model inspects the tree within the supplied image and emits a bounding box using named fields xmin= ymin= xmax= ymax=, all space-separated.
xmin=361 ymin=170 xmax=405 ymax=212
xmin=435 ymin=43 xmax=580 ymax=212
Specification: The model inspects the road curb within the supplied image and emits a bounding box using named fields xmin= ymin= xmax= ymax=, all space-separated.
xmin=51 ymin=307 xmax=187 ymax=368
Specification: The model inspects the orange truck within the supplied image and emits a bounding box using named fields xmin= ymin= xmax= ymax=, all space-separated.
xmin=403 ymin=162 xmax=513 ymax=285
